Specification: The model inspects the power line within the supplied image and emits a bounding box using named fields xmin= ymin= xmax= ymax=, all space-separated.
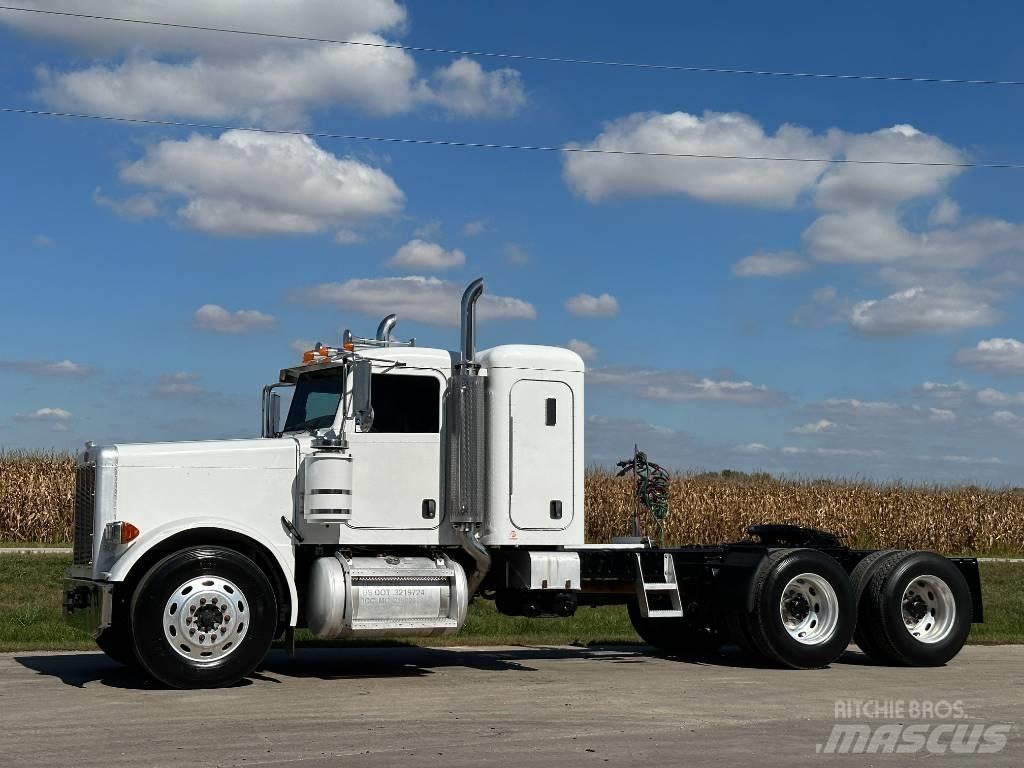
xmin=1 ymin=4 xmax=1021 ymax=88
xmin=4 ymin=107 xmax=1023 ymax=169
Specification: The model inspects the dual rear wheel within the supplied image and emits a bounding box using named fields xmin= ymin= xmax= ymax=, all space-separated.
xmin=627 ymin=548 xmax=972 ymax=669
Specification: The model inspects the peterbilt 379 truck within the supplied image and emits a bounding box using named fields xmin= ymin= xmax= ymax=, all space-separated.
xmin=64 ymin=279 xmax=983 ymax=688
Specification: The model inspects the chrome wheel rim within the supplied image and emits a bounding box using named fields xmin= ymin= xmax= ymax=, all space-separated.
xmin=779 ymin=572 xmax=840 ymax=645
xmin=901 ymin=575 xmax=956 ymax=644
xmin=163 ymin=576 xmax=249 ymax=663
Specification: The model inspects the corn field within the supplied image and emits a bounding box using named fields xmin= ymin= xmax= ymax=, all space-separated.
xmin=1 ymin=452 xmax=1022 ymax=554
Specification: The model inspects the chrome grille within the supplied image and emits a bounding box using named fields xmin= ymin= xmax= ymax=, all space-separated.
xmin=73 ymin=462 xmax=96 ymax=565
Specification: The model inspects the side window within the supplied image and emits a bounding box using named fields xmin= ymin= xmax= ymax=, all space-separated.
xmin=367 ymin=374 xmax=441 ymax=433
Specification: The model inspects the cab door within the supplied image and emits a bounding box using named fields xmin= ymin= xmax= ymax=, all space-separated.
xmin=346 ymin=368 xmax=445 ymax=530
xmin=509 ymin=379 xmax=574 ymax=530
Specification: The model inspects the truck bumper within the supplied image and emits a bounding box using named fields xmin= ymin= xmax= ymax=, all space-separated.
xmin=63 ymin=578 xmax=113 ymax=639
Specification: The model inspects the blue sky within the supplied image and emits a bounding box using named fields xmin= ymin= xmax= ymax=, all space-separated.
xmin=2 ymin=1 xmax=1024 ymax=484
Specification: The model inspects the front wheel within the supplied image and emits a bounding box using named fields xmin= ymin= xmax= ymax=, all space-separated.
xmin=130 ymin=546 xmax=277 ymax=689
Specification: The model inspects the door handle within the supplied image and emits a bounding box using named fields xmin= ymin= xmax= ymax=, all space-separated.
xmin=422 ymin=499 xmax=436 ymax=519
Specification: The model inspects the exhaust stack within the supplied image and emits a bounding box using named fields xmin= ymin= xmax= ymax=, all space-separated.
xmin=448 ymin=278 xmax=490 ymax=593
xmin=459 ymin=278 xmax=484 ymax=369
xmin=375 ymin=314 xmax=397 ymax=344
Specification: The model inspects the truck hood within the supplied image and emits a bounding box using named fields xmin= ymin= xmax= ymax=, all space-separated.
xmin=113 ymin=438 xmax=299 ymax=469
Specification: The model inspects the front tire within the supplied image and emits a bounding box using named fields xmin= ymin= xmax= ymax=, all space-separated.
xmin=130 ymin=546 xmax=277 ymax=689
xmin=95 ymin=625 xmax=138 ymax=667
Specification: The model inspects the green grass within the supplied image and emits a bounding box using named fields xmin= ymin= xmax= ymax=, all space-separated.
xmin=1 ymin=555 xmax=1020 ymax=653
xmin=0 ymin=541 xmax=69 ymax=548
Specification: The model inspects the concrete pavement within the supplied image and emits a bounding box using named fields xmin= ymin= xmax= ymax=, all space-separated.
xmin=1 ymin=644 xmax=1021 ymax=767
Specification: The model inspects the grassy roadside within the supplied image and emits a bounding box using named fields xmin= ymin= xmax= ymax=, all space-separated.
xmin=1 ymin=554 xmax=1020 ymax=653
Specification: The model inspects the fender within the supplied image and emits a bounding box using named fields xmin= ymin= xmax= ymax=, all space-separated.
xmin=106 ymin=516 xmax=299 ymax=625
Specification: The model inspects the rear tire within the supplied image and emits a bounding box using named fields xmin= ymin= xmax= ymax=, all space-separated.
xmin=628 ymin=600 xmax=725 ymax=655
xmin=855 ymin=551 xmax=972 ymax=666
xmin=130 ymin=546 xmax=277 ymax=689
xmin=730 ymin=548 xmax=855 ymax=669
xmin=849 ymin=550 xmax=900 ymax=660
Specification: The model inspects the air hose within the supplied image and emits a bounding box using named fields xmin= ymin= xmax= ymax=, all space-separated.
xmin=616 ymin=446 xmax=671 ymax=546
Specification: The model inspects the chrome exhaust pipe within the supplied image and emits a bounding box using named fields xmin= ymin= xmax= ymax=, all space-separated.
xmin=375 ymin=314 xmax=397 ymax=343
xmin=459 ymin=278 xmax=484 ymax=369
xmin=456 ymin=524 xmax=492 ymax=596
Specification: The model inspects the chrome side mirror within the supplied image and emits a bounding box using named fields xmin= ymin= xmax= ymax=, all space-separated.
xmin=351 ymin=360 xmax=374 ymax=431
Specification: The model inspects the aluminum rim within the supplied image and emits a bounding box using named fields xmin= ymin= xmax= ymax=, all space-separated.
xmin=779 ymin=572 xmax=840 ymax=645
xmin=163 ymin=575 xmax=249 ymax=663
xmin=901 ymin=575 xmax=956 ymax=644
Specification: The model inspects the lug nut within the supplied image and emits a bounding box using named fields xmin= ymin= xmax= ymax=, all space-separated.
xmin=189 ymin=628 xmax=195 ymax=636
xmin=223 ymin=614 xmax=230 ymax=622
xmin=200 ymin=598 xmax=206 ymax=605
xmin=199 ymin=634 xmax=205 ymax=642
xmin=189 ymin=605 xmax=196 ymax=613
xmin=185 ymin=617 xmax=191 ymax=624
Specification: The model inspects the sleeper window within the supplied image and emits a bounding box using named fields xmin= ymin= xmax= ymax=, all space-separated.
xmin=367 ymin=374 xmax=441 ymax=433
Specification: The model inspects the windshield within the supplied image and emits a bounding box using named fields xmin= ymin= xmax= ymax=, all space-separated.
xmin=282 ymin=368 xmax=344 ymax=433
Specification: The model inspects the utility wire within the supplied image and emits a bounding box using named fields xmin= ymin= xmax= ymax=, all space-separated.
xmin=4 ymin=107 xmax=1023 ymax=169
xmin=1 ymin=4 xmax=1021 ymax=88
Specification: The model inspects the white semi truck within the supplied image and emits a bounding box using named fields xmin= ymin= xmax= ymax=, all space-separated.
xmin=64 ymin=279 xmax=983 ymax=688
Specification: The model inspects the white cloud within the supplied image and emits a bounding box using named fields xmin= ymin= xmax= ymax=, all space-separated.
xmin=929 ymin=198 xmax=961 ymax=226
xmin=781 ymin=446 xmax=805 ymax=455
xmin=92 ymin=186 xmax=157 ymax=218
xmin=388 ymin=239 xmax=465 ymax=271
xmin=941 ymin=454 xmax=1001 ymax=465
xmin=32 ymin=234 xmax=54 ymax=247
xmin=1 ymin=1 xmax=408 ymax=55
xmin=989 ymin=410 xmax=1022 ymax=427
xmin=977 ymin=388 xmax=1024 ymax=407
xmin=820 ymin=398 xmax=899 ymax=414
xmin=816 ymin=447 xmax=884 ymax=457
xmin=413 ymin=220 xmax=442 ymax=240
xmin=193 ymin=304 xmax=276 ymax=334
xmin=791 ymin=286 xmax=848 ymax=327
xmin=154 ymin=372 xmax=205 ymax=398
xmin=0 ymin=359 xmax=94 ymax=377
xmin=734 ymin=443 xmax=769 ymax=454
xmin=566 ymin=339 xmax=597 ymax=361
xmin=295 ymin=275 xmax=536 ymax=327
xmin=425 ymin=58 xmax=526 ymax=118
xmin=813 ymin=124 xmax=964 ymax=211
xmin=804 ymin=208 xmax=1024 ymax=268
xmin=462 ymin=219 xmax=487 ymax=237
xmin=928 ymin=407 xmax=956 ymax=422
xmin=955 ymin=338 xmax=1024 ymax=375
xmin=732 ymin=250 xmax=806 ymax=277
xmin=587 ymin=368 xmax=787 ymax=406
xmin=563 ymin=110 xmax=831 ymax=206
xmin=290 ymin=339 xmax=315 ymax=354
xmin=121 ymin=130 xmax=403 ymax=236
xmin=502 ymin=242 xmax=529 ymax=265
xmin=17 ymin=407 xmax=73 ymax=431
xmin=849 ymin=286 xmax=999 ymax=336
xmin=566 ymin=292 xmax=619 ymax=318
xmin=9 ymin=2 xmax=526 ymax=126
xmin=790 ymin=419 xmax=835 ymax=435
xmin=334 ymin=228 xmax=365 ymax=245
